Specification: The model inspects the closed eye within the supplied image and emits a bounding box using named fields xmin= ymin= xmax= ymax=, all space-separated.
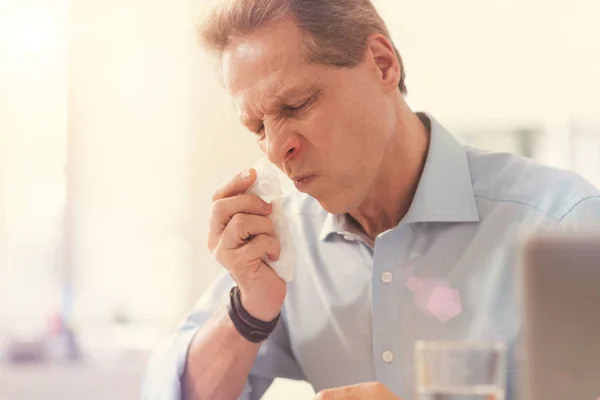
xmin=249 ymin=91 xmax=320 ymax=136
xmin=283 ymin=94 xmax=316 ymax=113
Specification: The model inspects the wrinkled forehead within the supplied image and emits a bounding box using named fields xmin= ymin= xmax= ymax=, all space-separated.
xmin=221 ymin=20 xmax=308 ymax=107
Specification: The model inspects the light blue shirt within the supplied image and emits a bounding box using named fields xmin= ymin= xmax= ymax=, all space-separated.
xmin=142 ymin=114 xmax=600 ymax=400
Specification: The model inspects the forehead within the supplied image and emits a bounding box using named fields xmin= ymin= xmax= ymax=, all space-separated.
xmin=221 ymin=18 xmax=316 ymax=110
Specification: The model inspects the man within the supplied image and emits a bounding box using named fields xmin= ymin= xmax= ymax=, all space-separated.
xmin=143 ymin=0 xmax=600 ymax=399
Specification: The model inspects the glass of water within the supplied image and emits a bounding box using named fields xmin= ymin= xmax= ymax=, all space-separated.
xmin=414 ymin=340 xmax=507 ymax=400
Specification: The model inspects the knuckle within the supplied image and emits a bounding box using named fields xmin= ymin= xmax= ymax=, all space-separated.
xmin=253 ymin=232 xmax=266 ymax=244
xmin=228 ymin=212 xmax=241 ymax=224
xmin=211 ymin=199 xmax=224 ymax=216
xmin=211 ymin=182 xmax=228 ymax=202
xmin=271 ymin=237 xmax=281 ymax=255
xmin=251 ymin=236 xmax=270 ymax=256
xmin=258 ymin=234 xmax=273 ymax=249
xmin=229 ymin=214 xmax=246 ymax=234
xmin=238 ymin=244 xmax=257 ymax=262
xmin=242 ymin=194 xmax=253 ymax=207
xmin=244 ymin=194 xmax=260 ymax=210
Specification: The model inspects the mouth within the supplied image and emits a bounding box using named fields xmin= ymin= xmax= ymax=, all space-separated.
xmin=291 ymin=174 xmax=317 ymax=191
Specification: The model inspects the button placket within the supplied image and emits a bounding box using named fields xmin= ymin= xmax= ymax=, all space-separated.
xmin=371 ymin=225 xmax=416 ymax=396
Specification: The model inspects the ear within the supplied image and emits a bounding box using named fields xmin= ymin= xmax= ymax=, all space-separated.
xmin=364 ymin=34 xmax=401 ymax=92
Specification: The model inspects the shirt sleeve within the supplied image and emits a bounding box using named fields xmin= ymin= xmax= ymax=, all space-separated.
xmin=141 ymin=272 xmax=306 ymax=400
xmin=558 ymin=196 xmax=600 ymax=229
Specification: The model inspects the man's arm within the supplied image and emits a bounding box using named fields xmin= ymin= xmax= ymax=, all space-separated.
xmin=182 ymin=302 xmax=261 ymax=400
xmin=144 ymin=169 xmax=304 ymax=399
xmin=141 ymin=274 xmax=241 ymax=400
xmin=142 ymin=272 xmax=305 ymax=400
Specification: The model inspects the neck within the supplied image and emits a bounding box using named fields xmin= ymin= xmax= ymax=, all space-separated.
xmin=349 ymin=100 xmax=430 ymax=240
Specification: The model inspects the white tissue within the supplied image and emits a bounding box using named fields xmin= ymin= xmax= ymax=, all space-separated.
xmin=246 ymin=159 xmax=296 ymax=282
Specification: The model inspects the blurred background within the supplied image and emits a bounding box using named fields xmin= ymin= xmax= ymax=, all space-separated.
xmin=1 ymin=0 xmax=599 ymax=398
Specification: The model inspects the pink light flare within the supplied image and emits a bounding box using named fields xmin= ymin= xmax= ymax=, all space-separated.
xmin=425 ymin=286 xmax=462 ymax=323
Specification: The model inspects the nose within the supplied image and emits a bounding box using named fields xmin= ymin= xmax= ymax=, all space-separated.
xmin=265 ymin=125 xmax=303 ymax=165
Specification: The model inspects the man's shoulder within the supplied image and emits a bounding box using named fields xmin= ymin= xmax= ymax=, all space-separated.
xmin=465 ymin=146 xmax=600 ymax=221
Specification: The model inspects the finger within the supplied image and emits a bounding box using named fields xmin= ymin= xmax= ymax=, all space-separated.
xmin=237 ymin=233 xmax=281 ymax=262
xmin=216 ymin=234 xmax=280 ymax=274
xmin=212 ymin=168 xmax=257 ymax=201
xmin=209 ymin=195 xmax=273 ymax=248
xmin=220 ymin=214 xmax=276 ymax=249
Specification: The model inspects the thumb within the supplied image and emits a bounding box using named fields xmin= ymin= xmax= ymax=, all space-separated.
xmin=212 ymin=168 xmax=257 ymax=201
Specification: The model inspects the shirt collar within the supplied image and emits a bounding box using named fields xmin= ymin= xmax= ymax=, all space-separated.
xmin=402 ymin=113 xmax=480 ymax=224
xmin=319 ymin=113 xmax=480 ymax=241
xmin=319 ymin=213 xmax=356 ymax=241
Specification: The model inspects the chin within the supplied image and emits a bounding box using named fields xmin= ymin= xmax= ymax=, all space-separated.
xmin=313 ymin=193 xmax=356 ymax=215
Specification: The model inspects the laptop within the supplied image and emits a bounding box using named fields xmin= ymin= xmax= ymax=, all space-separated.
xmin=520 ymin=233 xmax=600 ymax=400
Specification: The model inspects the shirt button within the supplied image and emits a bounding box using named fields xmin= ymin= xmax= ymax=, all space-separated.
xmin=382 ymin=350 xmax=394 ymax=363
xmin=381 ymin=271 xmax=393 ymax=284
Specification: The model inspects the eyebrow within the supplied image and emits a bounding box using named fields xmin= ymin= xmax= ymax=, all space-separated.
xmin=240 ymin=83 xmax=323 ymax=128
xmin=272 ymin=83 xmax=323 ymax=103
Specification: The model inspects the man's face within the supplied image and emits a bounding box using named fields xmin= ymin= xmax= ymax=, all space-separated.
xmin=222 ymin=18 xmax=397 ymax=214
